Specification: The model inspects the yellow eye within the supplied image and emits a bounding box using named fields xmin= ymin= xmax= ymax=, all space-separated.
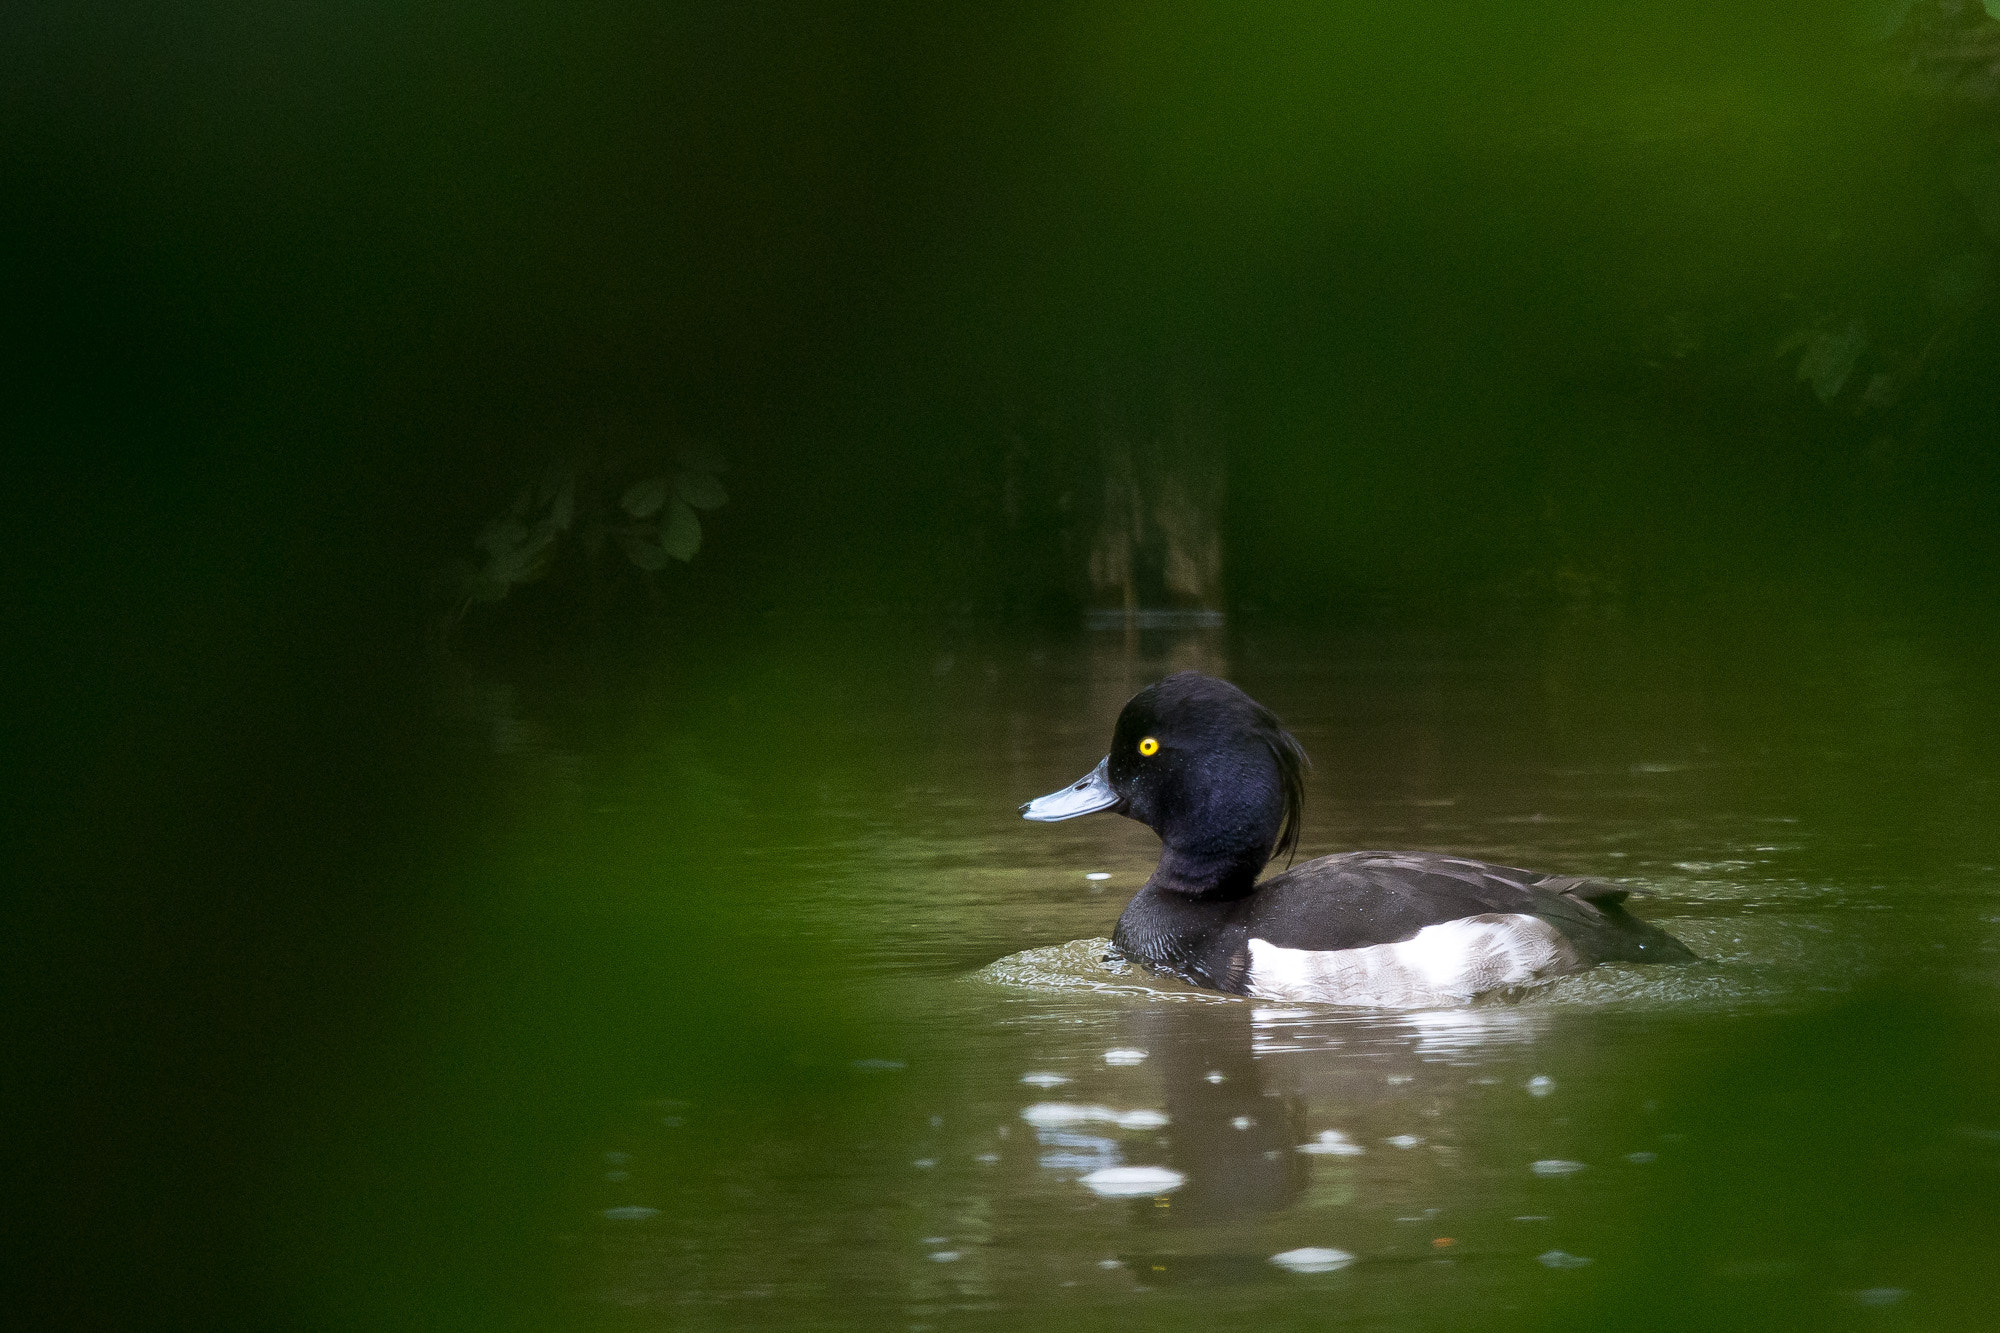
xmin=1138 ymin=737 xmax=1159 ymax=756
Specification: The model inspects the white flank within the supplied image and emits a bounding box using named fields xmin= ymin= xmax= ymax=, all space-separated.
xmin=1245 ymin=914 xmax=1580 ymax=1008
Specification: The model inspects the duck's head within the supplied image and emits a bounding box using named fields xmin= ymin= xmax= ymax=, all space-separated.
xmin=1021 ymin=672 xmax=1309 ymax=893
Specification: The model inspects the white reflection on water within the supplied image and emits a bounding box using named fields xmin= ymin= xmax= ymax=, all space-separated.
xmin=1531 ymin=1159 xmax=1589 ymax=1177
xmin=1404 ymin=1006 xmax=1542 ymax=1060
xmin=1270 ymin=1246 xmax=1355 ymax=1273
xmin=1242 ymin=1000 xmax=1545 ymax=1061
xmin=1034 ymin=1130 xmax=1119 ymax=1172
xmin=1020 ymin=1102 xmax=1168 ymax=1130
xmin=1079 ymin=1165 xmax=1186 ymax=1197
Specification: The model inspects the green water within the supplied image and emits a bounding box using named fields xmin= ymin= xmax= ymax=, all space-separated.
xmin=325 ymin=611 xmax=2000 ymax=1330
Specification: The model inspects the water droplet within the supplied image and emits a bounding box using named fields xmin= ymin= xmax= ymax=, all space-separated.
xmin=1271 ymin=1247 xmax=1356 ymax=1273
xmin=1079 ymin=1166 xmax=1185 ymax=1197
xmin=1021 ymin=1102 xmax=1168 ymax=1130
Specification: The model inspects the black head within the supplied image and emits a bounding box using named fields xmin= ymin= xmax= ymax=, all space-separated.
xmin=1106 ymin=672 xmax=1309 ymax=888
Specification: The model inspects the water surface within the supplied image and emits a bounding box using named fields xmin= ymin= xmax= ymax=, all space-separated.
xmin=407 ymin=614 xmax=2000 ymax=1330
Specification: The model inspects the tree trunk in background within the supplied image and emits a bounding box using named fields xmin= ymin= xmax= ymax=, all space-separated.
xmin=1084 ymin=371 xmax=1226 ymax=618
xmin=987 ymin=354 xmax=1226 ymax=623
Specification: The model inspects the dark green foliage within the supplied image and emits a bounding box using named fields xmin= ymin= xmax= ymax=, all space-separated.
xmin=442 ymin=443 xmax=728 ymax=635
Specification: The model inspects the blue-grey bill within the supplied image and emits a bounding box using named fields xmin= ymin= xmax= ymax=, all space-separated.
xmin=1020 ymin=757 xmax=1120 ymax=821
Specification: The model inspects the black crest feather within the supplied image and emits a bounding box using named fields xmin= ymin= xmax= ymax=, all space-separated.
xmin=1264 ymin=721 xmax=1310 ymax=867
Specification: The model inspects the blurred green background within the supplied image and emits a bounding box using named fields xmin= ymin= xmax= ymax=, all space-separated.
xmin=8 ymin=2 xmax=2000 ymax=1328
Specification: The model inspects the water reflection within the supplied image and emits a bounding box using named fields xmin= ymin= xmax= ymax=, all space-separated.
xmin=417 ymin=614 xmax=2000 ymax=1327
xmin=1126 ymin=1002 xmax=1308 ymax=1221
xmin=1109 ymin=999 xmax=1575 ymax=1225
xmin=996 ymin=985 xmax=1640 ymax=1237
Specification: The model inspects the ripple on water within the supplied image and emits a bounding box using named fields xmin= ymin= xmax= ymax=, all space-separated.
xmin=1531 ymin=1159 xmax=1589 ymax=1177
xmin=975 ymin=925 xmax=1834 ymax=1017
xmin=1271 ymin=1247 xmax=1357 ymax=1273
xmin=1079 ymin=1165 xmax=1185 ymax=1197
xmin=971 ymin=938 xmax=1237 ymax=1002
xmin=1297 ymin=1130 xmax=1366 ymax=1156
xmin=1021 ymin=1102 xmax=1169 ymax=1131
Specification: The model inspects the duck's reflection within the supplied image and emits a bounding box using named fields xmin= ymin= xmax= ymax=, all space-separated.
xmin=1124 ymin=1002 xmax=1307 ymax=1221
xmin=1102 ymin=996 xmax=1558 ymax=1227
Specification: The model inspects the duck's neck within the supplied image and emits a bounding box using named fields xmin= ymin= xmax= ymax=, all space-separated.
xmin=1146 ymin=842 xmax=1267 ymax=901
xmin=1114 ymin=851 xmax=1264 ymax=989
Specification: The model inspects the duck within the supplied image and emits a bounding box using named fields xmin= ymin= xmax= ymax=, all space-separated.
xmin=1020 ymin=671 xmax=1695 ymax=1007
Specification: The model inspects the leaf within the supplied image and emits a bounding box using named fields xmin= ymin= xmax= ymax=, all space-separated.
xmin=675 ymin=440 xmax=728 ymax=474
xmin=1986 ymin=0 xmax=2000 ymax=22
xmin=662 ymin=498 xmax=702 ymax=561
xmin=674 ymin=469 xmax=729 ymax=510
xmin=1868 ymin=0 xmax=1917 ymax=38
xmin=615 ymin=529 xmax=670 ymax=571
xmin=621 ymin=475 xmax=669 ymax=518
xmin=1928 ymin=251 xmax=1993 ymax=316
xmin=548 ymin=477 xmax=576 ymax=531
xmin=1796 ymin=318 xmax=1867 ymax=403
xmin=1953 ymin=134 xmax=2000 ymax=243
xmin=468 ymin=570 xmax=512 ymax=604
xmin=486 ymin=527 xmax=555 ymax=585
xmin=535 ymin=459 xmax=573 ymax=505
xmin=475 ymin=517 xmax=530 ymax=560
